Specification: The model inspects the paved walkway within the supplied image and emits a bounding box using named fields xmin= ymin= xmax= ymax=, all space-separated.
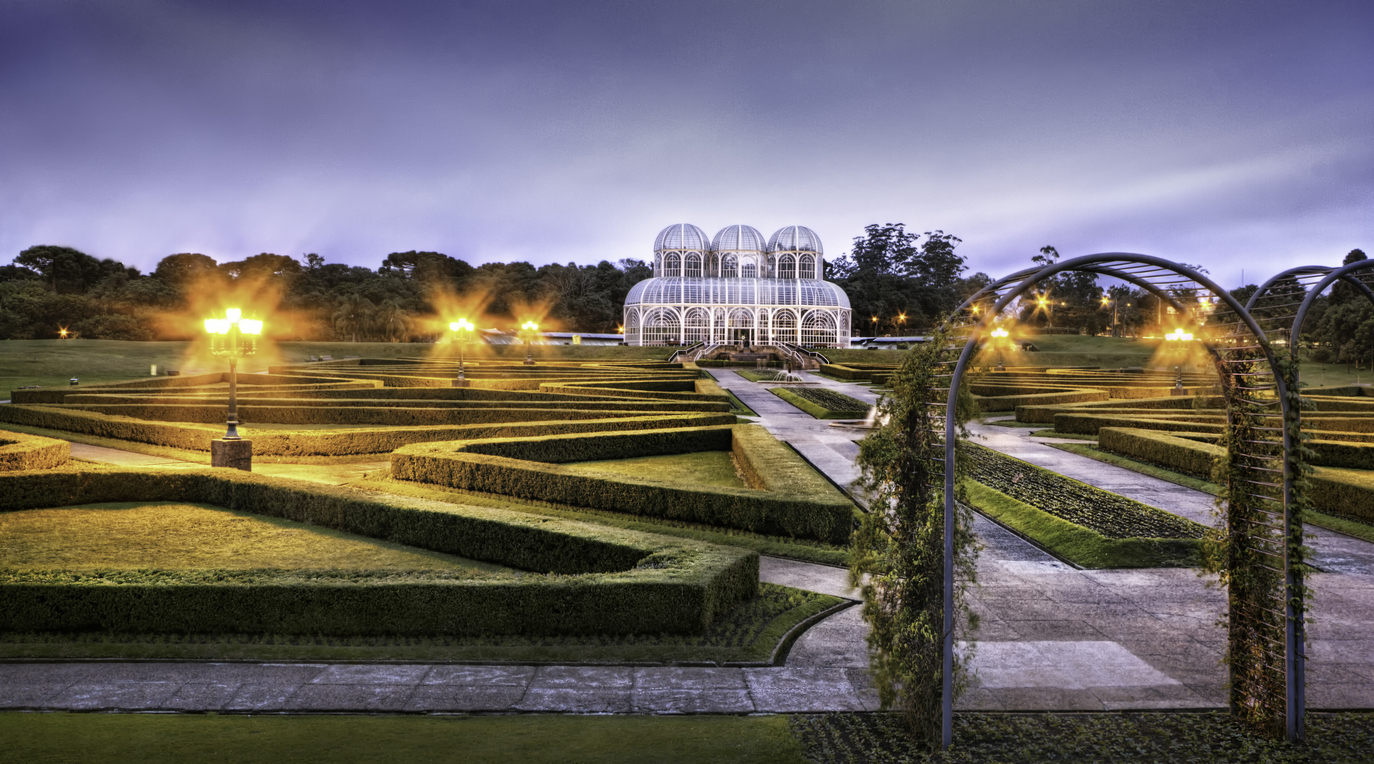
xmin=8 ymin=371 xmax=1374 ymax=713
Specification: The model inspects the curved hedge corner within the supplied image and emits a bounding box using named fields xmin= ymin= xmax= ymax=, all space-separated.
xmin=0 ymin=430 xmax=69 ymax=471
xmin=391 ymin=425 xmax=859 ymax=545
xmin=0 ymin=467 xmax=758 ymax=638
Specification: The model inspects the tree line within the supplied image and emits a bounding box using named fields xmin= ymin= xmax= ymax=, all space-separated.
xmin=0 ymin=246 xmax=652 ymax=341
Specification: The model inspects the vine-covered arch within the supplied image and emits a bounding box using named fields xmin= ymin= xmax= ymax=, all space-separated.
xmin=889 ymin=254 xmax=1305 ymax=747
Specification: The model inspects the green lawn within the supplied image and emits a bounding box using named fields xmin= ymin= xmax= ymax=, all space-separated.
xmin=564 ymin=450 xmax=748 ymax=489
xmin=0 ymin=501 xmax=505 ymax=573
xmin=0 ymin=713 xmax=808 ymax=764
xmin=0 ymin=339 xmax=672 ymax=393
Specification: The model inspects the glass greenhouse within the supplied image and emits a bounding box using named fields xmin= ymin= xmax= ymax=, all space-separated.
xmin=624 ymin=224 xmax=852 ymax=347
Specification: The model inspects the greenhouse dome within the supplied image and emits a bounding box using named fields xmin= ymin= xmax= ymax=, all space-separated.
xmin=625 ymin=224 xmax=852 ymax=348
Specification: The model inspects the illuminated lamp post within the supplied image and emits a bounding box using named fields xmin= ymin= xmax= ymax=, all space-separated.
xmin=204 ymin=308 xmax=262 ymax=470
xmin=990 ymin=326 xmax=1010 ymax=371
xmin=449 ymin=318 xmax=475 ymax=385
xmin=519 ymin=321 xmax=539 ymax=365
xmin=1164 ymin=328 xmax=1193 ymax=394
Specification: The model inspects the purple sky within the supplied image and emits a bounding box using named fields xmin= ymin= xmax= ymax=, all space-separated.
xmin=2 ymin=0 xmax=1370 ymax=287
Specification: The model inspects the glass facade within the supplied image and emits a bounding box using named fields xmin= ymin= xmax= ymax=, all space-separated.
xmin=625 ymin=223 xmax=852 ymax=348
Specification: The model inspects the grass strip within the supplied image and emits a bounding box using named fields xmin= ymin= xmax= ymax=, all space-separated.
xmin=0 ymin=713 xmax=808 ymax=764
xmin=769 ymin=387 xmax=867 ymax=419
xmin=1049 ymin=443 xmax=1374 ymax=545
xmin=0 ymin=583 xmax=838 ymax=664
xmin=964 ymin=481 xmax=1202 ymax=568
xmin=791 ymin=711 xmax=1374 ymax=764
xmin=353 ymin=474 xmax=850 ymax=566
xmin=1030 ymin=428 xmax=1097 ymax=441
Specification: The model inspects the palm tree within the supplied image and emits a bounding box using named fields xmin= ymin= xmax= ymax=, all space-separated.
xmin=374 ymin=299 xmax=408 ymax=342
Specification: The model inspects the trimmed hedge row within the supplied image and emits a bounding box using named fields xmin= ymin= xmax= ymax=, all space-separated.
xmin=51 ymin=403 xmax=676 ymax=427
xmin=973 ymin=387 xmax=1110 ymax=412
xmin=391 ymin=425 xmax=858 ymax=545
xmin=0 ymin=468 xmax=758 ymax=636
xmin=1052 ymin=412 xmax=1226 ymax=436
xmin=1097 ymin=426 xmax=1374 ymax=522
xmin=0 ymin=430 xmax=69 ymax=471
xmin=60 ymin=394 xmax=731 ymax=414
xmin=0 ymin=404 xmax=736 ymax=456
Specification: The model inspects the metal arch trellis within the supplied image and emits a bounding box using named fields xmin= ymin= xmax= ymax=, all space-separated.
xmin=912 ymin=253 xmax=1304 ymax=748
xmin=1244 ymin=262 xmax=1374 ymax=362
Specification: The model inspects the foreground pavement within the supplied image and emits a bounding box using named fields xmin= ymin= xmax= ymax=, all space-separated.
xmin=6 ymin=369 xmax=1372 ymax=713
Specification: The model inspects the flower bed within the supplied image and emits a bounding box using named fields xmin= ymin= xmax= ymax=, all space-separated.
xmin=966 ymin=442 xmax=1207 ymax=540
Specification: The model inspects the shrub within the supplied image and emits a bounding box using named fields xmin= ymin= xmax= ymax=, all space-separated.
xmin=390 ymin=425 xmax=858 ymax=545
xmin=0 ymin=430 xmax=69 ymax=471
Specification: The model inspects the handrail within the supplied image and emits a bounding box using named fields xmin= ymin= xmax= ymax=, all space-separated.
xmin=666 ymin=341 xmax=704 ymax=363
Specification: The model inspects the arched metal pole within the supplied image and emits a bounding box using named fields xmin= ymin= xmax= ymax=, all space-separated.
xmin=1289 ymin=260 xmax=1374 ymax=362
xmin=940 ymin=253 xmax=1300 ymax=746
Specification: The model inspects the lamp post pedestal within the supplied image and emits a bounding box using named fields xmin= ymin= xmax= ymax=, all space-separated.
xmin=451 ymin=378 xmax=471 ymax=388
xmin=211 ymin=438 xmax=253 ymax=470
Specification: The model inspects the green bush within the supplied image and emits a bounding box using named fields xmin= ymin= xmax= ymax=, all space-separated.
xmin=391 ymin=425 xmax=858 ymax=544
xmin=1098 ymin=427 xmax=1222 ymax=479
xmin=0 ymin=467 xmax=758 ymax=636
xmin=0 ymin=430 xmax=69 ymax=471
xmin=1052 ymin=412 xmax=1225 ymax=436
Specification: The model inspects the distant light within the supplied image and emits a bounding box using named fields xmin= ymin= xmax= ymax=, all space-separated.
xmin=1165 ymin=329 xmax=1194 ymax=342
xmin=226 ymin=307 xmax=242 ymax=322
xmin=991 ymin=327 xmax=1009 ymax=339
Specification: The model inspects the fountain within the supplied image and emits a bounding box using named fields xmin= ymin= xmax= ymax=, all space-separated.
xmin=830 ymin=404 xmax=888 ymax=430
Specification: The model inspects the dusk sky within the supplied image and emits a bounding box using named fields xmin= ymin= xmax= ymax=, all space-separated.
xmin=2 ymin=0 xmax=1370 ymax=288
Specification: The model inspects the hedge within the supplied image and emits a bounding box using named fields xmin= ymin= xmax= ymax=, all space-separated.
xmin=390 ymin=425 xmax=858 ymax=545
xmin=0 ymin=430 xmax=69 ymax=471
xmin=1097 ymin=427 xmax=1374 ymax=522
xmin=1052 ymin=412 xmax=1226 ymax=436
xmin=0 ymin=405 xmax=736 ymax=457
xmin=60 ymin=394 xmax=731 ymax=414
xmin=1098 ymin=427 xmax=1222 ymax=479
xmin=973 ymin=387 xmax=1110 ymax=412
xmin=0 ymin=468 xmax=758 ymax=636
xmin=49 ymin=403 xmax=684 ymax=427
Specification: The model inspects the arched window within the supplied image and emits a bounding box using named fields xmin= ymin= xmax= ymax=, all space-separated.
xmin=712 ymin=308 xmax=727 ymax=343
xmin=741 ymin=258 xmax=757 ymax=279
xmin=684 ymin=307 xmax=710 ymax=344
xmin=654 ymin=254 xmax=662 ymax=277
xmin=801 ymin=310 xmax=837 ymax=347
xmin=625 ymin=309 xmax=641 ymax=346
xmin=664 ymin=253 xmax=681 ymax=278
xmin=642 ymin=308 xmax=681 ymax=346
xmin=728 ymin=308 xmax=755 ymax=346
xmin=721 ymin=255 xmax=738 ymax=278
xmin=772 ymin=309 xmax=798 ymax=345
xmin=799 ymin=255 xmax=815 ymax=279
xmin=684 ymin=253 xmax=702 ymax=278
xmin=779 ymin=255 xmax=796 ymax=279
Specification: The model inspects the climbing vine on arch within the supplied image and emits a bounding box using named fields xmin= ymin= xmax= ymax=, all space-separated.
xmin=849 ymin=325 xmax=980 ymax=748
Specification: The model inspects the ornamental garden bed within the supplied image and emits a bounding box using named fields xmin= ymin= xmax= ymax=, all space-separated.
xmin=964 ymin=442 xmax=1209 ymax=568
xmin=0 ymin=467 xmax=758 ymax=640
xmin=769 ymin=387 xmax=869 ymax=419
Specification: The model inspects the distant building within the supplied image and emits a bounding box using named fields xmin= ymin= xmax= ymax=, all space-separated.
xmin=622 ymin=223 xmax=852 ymax=347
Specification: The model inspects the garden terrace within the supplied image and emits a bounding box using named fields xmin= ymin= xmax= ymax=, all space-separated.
xmin=0 ymin=358 xmax=736 ymax=460
xmin=0 ymin=467 xmax=758 ymax=638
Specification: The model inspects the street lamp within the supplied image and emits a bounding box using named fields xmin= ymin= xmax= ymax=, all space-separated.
xmin=448 ymin=318 xmax=475 ymax=383
xmin=204 ymin=308 xmax=262 ymax=440
xmin=519 ymin=320 xmax=539 ymax=365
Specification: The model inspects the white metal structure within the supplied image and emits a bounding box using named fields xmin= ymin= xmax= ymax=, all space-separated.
xmin=625 ymin=223 xmax=852 ymax=347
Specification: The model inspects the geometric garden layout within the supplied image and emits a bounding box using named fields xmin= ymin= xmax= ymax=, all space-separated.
xmin=2 ymin=260 xmax=1374 ymax=753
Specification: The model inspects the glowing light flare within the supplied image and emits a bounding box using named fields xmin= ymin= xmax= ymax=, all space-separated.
xmin=238 ymin=319 xmax=263 ymax=336
xmin=449 ymin=318 xmax=475 ymax=333
xmin=58 ymin=327 xmax=70 ymax=339
xmin=1164 ymin=329 xmax=1194 ymax=342
xmin=522 ymin=321 xmax=539 ymax=332
xmin=225 ymin=308 xmax=242 ymax=322
xmin=990 ymin=327 xmax=1010 ymax=339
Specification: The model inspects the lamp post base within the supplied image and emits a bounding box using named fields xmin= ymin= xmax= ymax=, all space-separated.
xmin=451 ymin=378 xmax=471 ymax=388
xmin=211 ymin=438 xmax=253 ymax=471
